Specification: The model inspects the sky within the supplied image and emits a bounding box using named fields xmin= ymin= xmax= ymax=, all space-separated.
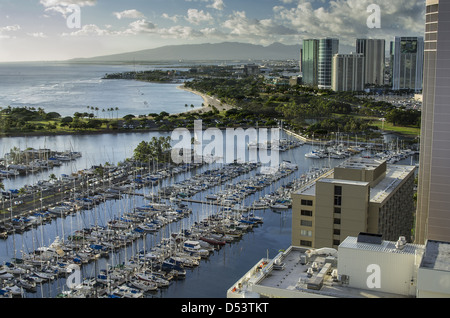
xmin=0 ymin=0 xmax=426 ymax=62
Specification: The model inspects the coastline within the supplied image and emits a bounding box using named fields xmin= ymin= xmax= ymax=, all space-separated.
xmin=176 ymin=84 xmax=235 ymax=114
xmin=0 ymin=85 xmax=236 ymax=139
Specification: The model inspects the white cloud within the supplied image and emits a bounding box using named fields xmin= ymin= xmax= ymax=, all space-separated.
xmin=273 ymin=0 xmax=425 ymax=46
xmin=40 ymin=0 xmax=96 ymax=6
xmin=125 ymin=19 xmax=157 ymax=34
xmin=158 ymin=26 xmax=203 ymax=39
xmin=207 ymin=0 xmax=225 ymax=11
xmin=185 ymin=0 xmax=224 ymax=11
xmin=27 ymin=32 xmax=48 ymax=38
xmin=222 ymin=11 xmax=297 ymax=41
xmin=61 ymin=24 xmax=111 ymax=36
xmin=113 ymin=9 xmax=145 ymax=20
xmin=62 ymin=19 xmax=158 ymax=37
xmin=0 ymin=25 xmax=21 ymax=32
xmin=0 ymin=24 xmax=21 ymax=39
xmin=40 ymin=0 xmax=96 ymax=18
xmin=162 ymin=13 xmax=181 ymax=23
xmin=185 ymin=9 xmax=214 ymax=25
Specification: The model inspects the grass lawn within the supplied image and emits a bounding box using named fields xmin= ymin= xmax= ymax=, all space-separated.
xmin=368 ymin=118 xmax=420 ymax=137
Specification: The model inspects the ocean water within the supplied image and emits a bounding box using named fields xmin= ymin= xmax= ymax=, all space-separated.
xmin=0 ymin=62 xmax=204 ymax=118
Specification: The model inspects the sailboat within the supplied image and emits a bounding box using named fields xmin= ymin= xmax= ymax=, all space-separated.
xmin=305 ymin=135 xmax=323 ymax=159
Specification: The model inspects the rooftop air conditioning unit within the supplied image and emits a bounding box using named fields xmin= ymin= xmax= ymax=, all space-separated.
xmin=331 ymin=269 xmax=339 ymax=282
xmin=395 ymin=236 xmax=406 ymax=250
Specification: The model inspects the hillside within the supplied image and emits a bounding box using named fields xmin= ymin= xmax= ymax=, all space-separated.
xmin=69 ymin=42 xmax=301 ymax=63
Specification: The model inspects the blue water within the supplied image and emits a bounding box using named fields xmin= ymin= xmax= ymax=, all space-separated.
xmin=0 ymin=130 xmax=344 ymax=298
xmin=0 ymin=63 xmax=419 ymax=298
xmin=0 ymin=62 xmax=204 ymax=118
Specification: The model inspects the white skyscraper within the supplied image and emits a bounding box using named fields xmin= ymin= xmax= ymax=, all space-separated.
xmin=332 ymin=53 xmax=365 ymax=92
xmin=356 ymin=39 xmax=385 ymax=86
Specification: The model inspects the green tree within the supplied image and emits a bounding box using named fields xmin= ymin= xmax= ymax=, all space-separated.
xmin=133 ymin=136 xmax=172 ymax=163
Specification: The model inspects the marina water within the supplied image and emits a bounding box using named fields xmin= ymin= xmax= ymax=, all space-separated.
xmin=0 ymin=63 xmax=418 ymax=298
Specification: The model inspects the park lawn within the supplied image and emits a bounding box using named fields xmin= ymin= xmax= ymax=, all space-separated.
xmin=360 ymin=116 xmax=420 ymax=137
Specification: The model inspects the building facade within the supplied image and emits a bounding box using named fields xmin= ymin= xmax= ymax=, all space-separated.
xmin=416 ymin=0 xmax=450 ymax=244
xmin=318 ymin=38 xmax=339 ymax=90
xmin=356 ymin=38 xmax=385 ymax=86
xmin=302 ymin=39 xmax=319 ymax=86
xmin=331 ymin=53 xmax=365 ymax=92
xmin=391 ymin=36 xmax=424 ymax=91
xmin=292 ymin=158 xmax=416 ymax=249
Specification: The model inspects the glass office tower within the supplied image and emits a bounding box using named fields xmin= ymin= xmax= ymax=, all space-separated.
xmin=302 ymin=39 xmax=319 ymax=86
xmin=318 ymin=38 xmax=339 ymax=89
xmin=391 ymin=36 xmax=424 ymax=91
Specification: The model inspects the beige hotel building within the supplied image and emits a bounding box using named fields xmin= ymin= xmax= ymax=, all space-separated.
xmin=292 ymin=158 xmax=416 ymax=249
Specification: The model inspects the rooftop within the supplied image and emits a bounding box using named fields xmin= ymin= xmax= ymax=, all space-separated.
xmin=420 ymin=240 xmax=450 ymax=272
xmin=293 ymin=163 xmax=415 ymax=203
xmin=228 ymin=245 xmax=410 ymax=298
xmin=339 ymin=236 xmax=422 ymax=255
xmin=370 ymin=164 xmax=415 ymax=203
xmin=337 ymin=157 xmax=384 ymax=170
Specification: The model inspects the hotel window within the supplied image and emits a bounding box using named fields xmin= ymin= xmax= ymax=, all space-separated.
xmin=301 ymin=230 xmax=312 ymax=237
xmin=333 ymin=218 xmax=341 ymax=225
xmin=426 ymin=4 xmax=438 ymax=14
xmin=334 ymin=207 xmax=341 ymax=214
xmin=301 ymin=199 xmax=313 ymax=206
xmin=334 ymin=186 xmax=342 ymax=195
xmin=333 ymin=229 xmax=340 ymax=235
xmin=301 ymin=220 xmax=312 ymax=227
xmin=300 ymin=240 xmax=312 ymax=247
xmin=301 ymin=210 xmax=313 ymax=217
xmin=333 ymin=240 xmax=340 ymax=246
xmin=334 ymin=186 xmax=342 ymax=206
xmin=334 ymin=196 xmax=342 ymax=206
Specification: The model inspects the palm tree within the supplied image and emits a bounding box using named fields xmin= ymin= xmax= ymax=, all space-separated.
xmin=0 ymin=181 xmax=4 ymax=210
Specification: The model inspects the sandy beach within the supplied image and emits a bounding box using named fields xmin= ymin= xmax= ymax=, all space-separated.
xmin=177 ymin=84 xmax=236 ymax=115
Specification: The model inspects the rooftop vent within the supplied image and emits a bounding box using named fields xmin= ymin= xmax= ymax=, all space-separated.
xmin=357 ymin=232 xmax=383 ymax=245
xmin=395 ymin=236 xmax=407 ymax=250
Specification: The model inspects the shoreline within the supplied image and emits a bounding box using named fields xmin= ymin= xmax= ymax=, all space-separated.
xmin=176 ymin=84 xmax=235 ymax=114
xmin=0 ymin=85 xmax=237 ymax=139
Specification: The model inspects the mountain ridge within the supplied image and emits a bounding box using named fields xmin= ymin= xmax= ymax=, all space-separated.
xmin=69 ymin=42 xmax=301 ymax=63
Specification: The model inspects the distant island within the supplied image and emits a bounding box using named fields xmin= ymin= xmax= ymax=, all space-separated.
xmin=68 ymin=42 xmax=302 ymax=64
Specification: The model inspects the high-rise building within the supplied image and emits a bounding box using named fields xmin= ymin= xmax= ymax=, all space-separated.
xmin=302 ymin=39 xmax=319 ymax=86
xmin=331 ymin=53 xmax=365 ymax=92
xmin=291 ymin=158 xmax=416 ymax=249
xmin=318 ymin=38 xmax=339 ymax=89
xmin=299 ymin=48 xmax=303 ymax=73
xmin=391 ymin=36 xmax=424 ymax=91
xmin=356 ymin=38 xmax=386 ymax=86
xmin=416 ymin=0 xmax=450 ymax=244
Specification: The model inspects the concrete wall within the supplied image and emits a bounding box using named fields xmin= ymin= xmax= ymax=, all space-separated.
xmin=417 ymin=267 xmax=450 ymax=298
